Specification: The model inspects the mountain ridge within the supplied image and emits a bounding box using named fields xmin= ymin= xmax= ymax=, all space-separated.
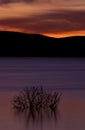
xmin=0 ymin=31 xmax=85 ymax=57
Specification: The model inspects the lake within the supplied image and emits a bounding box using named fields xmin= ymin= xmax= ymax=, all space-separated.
xmin=0 ymin=58 xmax=85 ymax=130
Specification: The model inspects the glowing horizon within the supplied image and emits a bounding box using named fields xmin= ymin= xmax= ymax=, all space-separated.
xmin=0 ymin=26 xmax=85 ymax=38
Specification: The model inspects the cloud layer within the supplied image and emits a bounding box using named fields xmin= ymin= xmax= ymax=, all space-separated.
xmin=0 ymin=0 xmax=85 ymax=37
xmin=0 ymin=0 xmax=85 ymax=5
xmin=0 ymin=10 xmax=85 ymax=36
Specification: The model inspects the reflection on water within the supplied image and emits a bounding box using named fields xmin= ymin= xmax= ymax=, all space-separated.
xmin=12 ymin=87 xmax=61 ymax=130
xmin=14 ymin=103 xmax=59 ymax=130
xmin=0 ymin=90 xmax=85 ymax=130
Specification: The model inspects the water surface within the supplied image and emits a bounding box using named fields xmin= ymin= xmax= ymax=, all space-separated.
xmin=0 ymin=58 xmax=85 ymax=130
xmin=0 ymin=90 xmax=85 ymax=130
xmin=0 ymin=58 xmax=85 ymax=90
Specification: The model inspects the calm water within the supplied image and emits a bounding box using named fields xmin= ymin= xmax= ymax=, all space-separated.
xmin=0 ymin=58 xmax=85 ymax=90
xmin=0 ymin=58 xmax=85 ymax=130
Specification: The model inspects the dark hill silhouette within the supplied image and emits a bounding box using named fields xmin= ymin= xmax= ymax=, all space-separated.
xmin=0 ymin=31 xmax=85 ymax=57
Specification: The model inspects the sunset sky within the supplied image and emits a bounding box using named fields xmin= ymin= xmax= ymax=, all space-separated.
xmin=0 ymin=0 xmax=85 ymax=37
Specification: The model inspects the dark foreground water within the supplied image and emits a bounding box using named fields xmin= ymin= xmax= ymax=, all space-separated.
xmin=0 ymin=90 xmax=85 ymax=130
xmin=0 ymin=58 xmax=85 ymax=130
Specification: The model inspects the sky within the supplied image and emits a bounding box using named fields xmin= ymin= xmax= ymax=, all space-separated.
xmin=0 ymin=0 xmax=85 ymax=37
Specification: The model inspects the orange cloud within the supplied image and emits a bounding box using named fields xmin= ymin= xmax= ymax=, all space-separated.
xmin=0 ymin=1 xmax=85 ymax=37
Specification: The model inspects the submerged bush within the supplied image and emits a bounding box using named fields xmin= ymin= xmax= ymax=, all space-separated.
xmin=12 ymin=87 xmax=62 ymax=113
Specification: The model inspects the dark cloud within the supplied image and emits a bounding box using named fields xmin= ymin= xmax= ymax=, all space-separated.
xmin=0 ymin=10 xmax=85 ymax=34
xmin=0 ymin=0 xmax=35 ymax=4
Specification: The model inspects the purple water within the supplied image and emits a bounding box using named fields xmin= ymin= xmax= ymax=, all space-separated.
xmin=0 ymin=58 xmax=85 ymax=130
xmin=0 ymin=58 xmax=85 ymax=90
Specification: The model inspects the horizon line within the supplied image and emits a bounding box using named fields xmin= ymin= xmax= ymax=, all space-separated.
xmin=0 ymin=29 xmax=85 ymax=38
